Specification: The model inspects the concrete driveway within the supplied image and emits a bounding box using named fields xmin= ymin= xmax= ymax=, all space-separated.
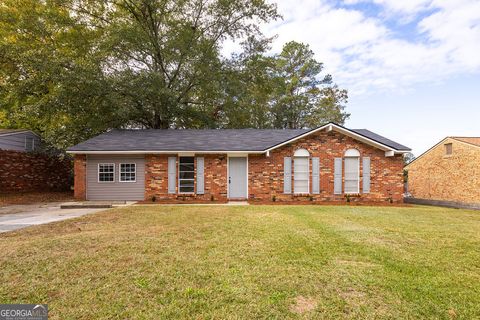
xmin=0 ymin=203 xmax=107 ymax=233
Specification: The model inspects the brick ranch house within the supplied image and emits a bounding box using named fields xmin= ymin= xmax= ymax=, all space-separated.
xmin=67 ymin=123 xmax=411 ymax=203
xmin=405 ymin=136 xmax=480 ymax=207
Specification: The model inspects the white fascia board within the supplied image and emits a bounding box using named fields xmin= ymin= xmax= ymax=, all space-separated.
xmin=66 ymin=150 xmax=265 ymax=155
xmin=265 ymin=123 xmax=397 ymax=153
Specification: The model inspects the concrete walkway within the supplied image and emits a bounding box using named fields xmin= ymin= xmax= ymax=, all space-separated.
xmin=0 ymin=203 xmax=108 ymax=233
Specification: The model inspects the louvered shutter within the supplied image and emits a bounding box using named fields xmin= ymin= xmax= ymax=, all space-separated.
xmin=284 ymin=157 xmax=292 ymax=194
xmin=312 ymin=157 xmax=320 ymax=194
xmin=363 ymin=157 xmax=371 ymax=193
xmin=334 ymin=158 xmax=342 ymax=194
xmin=197 ymin=157 xmax=205 ymax=194
xmin=168 ymin=157 xmax=176 ymax=194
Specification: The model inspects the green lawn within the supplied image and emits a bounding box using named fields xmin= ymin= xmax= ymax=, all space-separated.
xmin=1 ymin=205 xmax=479 ymax=319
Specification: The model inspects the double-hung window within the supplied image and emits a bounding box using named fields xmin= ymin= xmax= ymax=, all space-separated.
xmin=98 ymin=163 xmax=115 ymax=182
xmin=179 ymin=157 xmax=194 ymax=193
xmin=294 ymin=149 xmax=309 ymax=194
xmin=344 ymin=149 xmax=360 ymax=193
xmin=120 ymin=163 xmax=136 ymax=182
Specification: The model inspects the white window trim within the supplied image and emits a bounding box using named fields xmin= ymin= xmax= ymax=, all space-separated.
xmin=294 ymin=156 xmax=310 ymax=194
xmin=178 ymin=156 xmax=195 ymax=194
xmin=98 ymin=163 xmax=115 ymax=183
xmin=344 ymin=157 xmax=360 ymax=194
xmin=119 ymin=163 xmax=136 ymax=183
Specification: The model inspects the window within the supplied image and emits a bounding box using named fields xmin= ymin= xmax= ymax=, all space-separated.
xmin=179 ymin=157 xmax=194 ymax=193
xmin=294 ymin=149 xmax=309 ymax=194
xmin=98 ymin=163 xmax=114 ymax=182
xmin=25 ymin=137 xmax=34 ymax=151
xmin=445 ymin=143 xmax=452 ymax=155
xmin=120 ymin=163 xmax=136 ymax=182
xmin=344 ymin=149 xmax=360 ymax=193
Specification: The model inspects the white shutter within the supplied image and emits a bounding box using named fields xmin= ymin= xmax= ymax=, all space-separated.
xmin=284 ymin=157 xmax=292 ymax=194
xmin=363 ymin=157 xmax=370 ymax=193
xmin=312 ymin=157 xmax=320 ymax=194
xmin=168 ymin=157 xmax=176 ymax=194
xmin=197 ymin=157 xmax=205 ymax=194
xmin=334 ymin=158 xmax=342 ymax=194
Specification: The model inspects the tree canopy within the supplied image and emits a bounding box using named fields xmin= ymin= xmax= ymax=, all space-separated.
xmin=0 ymin=0 xmax=349 ymax=150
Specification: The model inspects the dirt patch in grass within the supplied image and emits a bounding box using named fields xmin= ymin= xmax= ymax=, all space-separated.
xmin=0 ymin=191 xmax=73 ymax=206
xmin=289 ymin=296 xmax=317 ymax=314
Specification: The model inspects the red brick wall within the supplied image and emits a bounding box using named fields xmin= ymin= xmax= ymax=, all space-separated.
xmin=0 ymin=150 xmax=72 ymax=193
xmin=145 ymin=154 xmax=228 ymax=202
xmin=249 ymin=130 xmax=404 ymax=203
xmin=73 ymin=154 xmax=86 ymax=200
xmin=139 ymin=130 xmax=404 ymax=203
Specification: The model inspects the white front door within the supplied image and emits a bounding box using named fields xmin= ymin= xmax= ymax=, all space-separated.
xmin=228 ymin=157 xmax=247 ymax=199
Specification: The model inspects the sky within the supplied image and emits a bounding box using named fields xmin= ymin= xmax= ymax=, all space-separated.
xmin=226 ymin=0 xmax=480 ymax=156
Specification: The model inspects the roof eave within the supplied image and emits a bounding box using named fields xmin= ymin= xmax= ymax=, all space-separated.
xmin=265 ymin=122 xmax=409 ymax=153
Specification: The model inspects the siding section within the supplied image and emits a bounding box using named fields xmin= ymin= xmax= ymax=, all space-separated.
xmin=86 ymin=154 xmax=145 ymax=200
xmin=0 ymin=132 xmax=41 ymax=152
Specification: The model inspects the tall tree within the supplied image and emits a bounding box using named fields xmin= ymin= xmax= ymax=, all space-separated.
xmin=0 ymin=0 xmax=279 ymax=147
xmin=1 ymin=1 xmax=348 ymax=150
xmin=271 ymin=41 xmax=348 ymax=129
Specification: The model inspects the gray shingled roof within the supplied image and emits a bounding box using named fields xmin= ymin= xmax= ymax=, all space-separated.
xmin=68 ymin=129 xmax=310 ymax=152
xmin=351 ymin=129 xmax=411 ymax=151
xmin=68 ymin=125 xmax=410 ymax=152
xmin=0 ymin=129 xmax=29 ymax=136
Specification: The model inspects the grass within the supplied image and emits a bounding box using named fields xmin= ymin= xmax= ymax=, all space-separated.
xmin=0 ymin=205 xmax=479 ymax=319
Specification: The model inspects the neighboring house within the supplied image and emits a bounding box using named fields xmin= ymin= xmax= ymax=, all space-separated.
xmin=405 ymin=137 xmax=480 ymax=206
xmin=67 ymin=123 xmax=411 ymax=202
xmin=0 ymin=129 xmax=41 ymax=152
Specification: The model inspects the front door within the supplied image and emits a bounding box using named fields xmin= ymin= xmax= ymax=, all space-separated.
xmin=228 ymin=157 xmax=247 ymax=199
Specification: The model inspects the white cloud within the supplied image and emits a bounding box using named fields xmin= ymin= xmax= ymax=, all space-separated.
xmin=257 ymin=0 xmax=480 ymax=95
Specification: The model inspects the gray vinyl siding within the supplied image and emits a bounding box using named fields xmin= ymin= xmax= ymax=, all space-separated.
xmin=86 ymin=154 xmax=145 ymax=200
xmin=0 ymin=132 xmax=41 ymax=152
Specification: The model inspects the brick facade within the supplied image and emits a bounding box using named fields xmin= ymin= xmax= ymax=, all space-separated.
xmin=145 ymin=154 xmax=228 ymax=202
xmin=249 ymin=130 xmax=404 ymax=202
xmin=406 ymin=138 xmax=480 ymax=205
xmin=73 ymin=154 xmax=86 ymax=200
xmin=134 ymin=130 xmax=403 ymax=203
xmin=0 ymin=150 xmax=72 ymax=193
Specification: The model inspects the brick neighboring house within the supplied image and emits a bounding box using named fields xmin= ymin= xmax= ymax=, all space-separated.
xmin=67 ymin=123 xmax=411 ymax=203
xmin=405 ymin=137 xmax=480 ymax=206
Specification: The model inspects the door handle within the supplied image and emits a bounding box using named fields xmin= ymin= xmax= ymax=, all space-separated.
xmin=229 ymin=177 xmax=231 ymax=184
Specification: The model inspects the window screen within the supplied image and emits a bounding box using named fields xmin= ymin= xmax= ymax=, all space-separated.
xmin=98 ymin=164 xmax=114 ymax=182
xmin=344 ymin=157 xmax=359 ymax=193
xmin=294 ymin=157 xmax=309 ymax=193
xmin=179 ymin=157 xmax=194 ymax=193
xmin=120 ymin=163 xmax=136 ymax=182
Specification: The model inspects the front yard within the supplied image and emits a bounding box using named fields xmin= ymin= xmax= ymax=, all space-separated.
xmin=0 ymin=205 xmax=479 ymax=319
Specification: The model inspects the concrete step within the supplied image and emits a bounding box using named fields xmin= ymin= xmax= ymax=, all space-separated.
xmin=60 ymin=201 xmax=129 ymax=209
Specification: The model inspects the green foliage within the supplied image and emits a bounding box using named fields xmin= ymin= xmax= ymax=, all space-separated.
xmin=0 ymin=0 xmax=348 ymax=150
